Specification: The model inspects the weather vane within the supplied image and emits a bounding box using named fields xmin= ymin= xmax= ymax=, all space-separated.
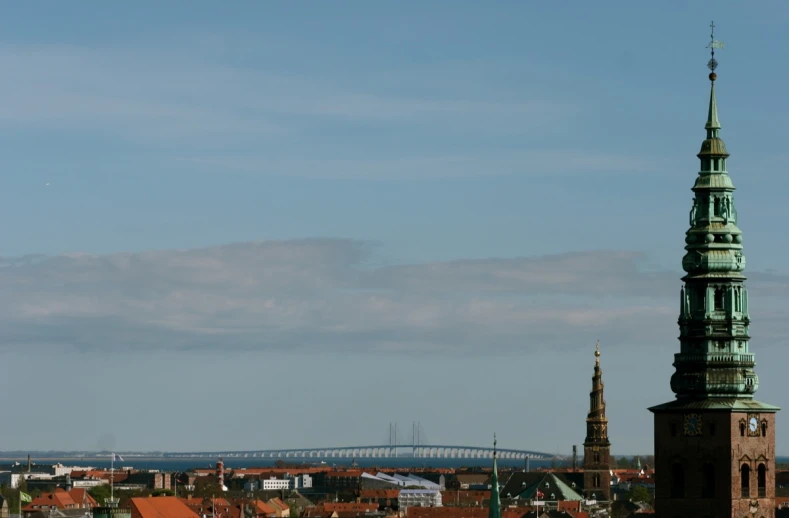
xmin=707 ymin=21 xmax=724 ymax=80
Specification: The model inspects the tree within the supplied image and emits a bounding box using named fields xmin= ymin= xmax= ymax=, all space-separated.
xmin=616 ymin=457 xmax=630 ymax=469
xmin=89 ymin=485 xmax=112 ymax=506
xmin=626 ymin=485 xmax=652 ymax=504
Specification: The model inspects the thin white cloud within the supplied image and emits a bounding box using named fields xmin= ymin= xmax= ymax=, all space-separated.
xmin=0 ymin=239 xmax=712 ymax=355
xmin=0 ymin=42 xmax=666 ymax=179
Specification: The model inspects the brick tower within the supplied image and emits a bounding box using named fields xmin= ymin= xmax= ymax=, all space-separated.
xmin=649 ymin=23 xmax=779 ymax=517
xmin=583 ymin=341 xmax=610 ymax=502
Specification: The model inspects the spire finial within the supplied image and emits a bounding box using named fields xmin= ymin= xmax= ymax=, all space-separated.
xmin=707 ymin=20 xmax=724 ymax=82
xmin=705 ymin=23 xmax=723 ymax=131
xmin=595 ymin=340 xmax=601 ymax=365
xmin=493 ymin=433 xmax=497 ymax=456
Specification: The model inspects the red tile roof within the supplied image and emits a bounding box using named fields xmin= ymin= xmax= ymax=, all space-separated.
xmin=23 ymin=488 xmax=93 ymax=511
xmin=129 ymin=497 xmax=201 ymax=518
xmin=325 ymin=471 xmax=363 ymax=478
xmin=321 ymin=503 xmax=377 ymax=513
xmin=358 ymin=490 xmax=400 ymax=499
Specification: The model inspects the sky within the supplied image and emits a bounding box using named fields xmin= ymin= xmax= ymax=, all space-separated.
xmin=1 ymin=1 xmax=789 ymax=456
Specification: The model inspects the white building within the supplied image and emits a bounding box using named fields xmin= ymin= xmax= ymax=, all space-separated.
xmin=290 ymin=474 xmax=312 ymax=489
xmin=261 ymin=478 xmax=291 ymax=490
xmin=398 ymin=490 xmax=442 ymax=509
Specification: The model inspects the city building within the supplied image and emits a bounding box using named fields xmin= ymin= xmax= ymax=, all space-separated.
xmin=582 ymin=342 xmax=610 ymax=503
xmin=398 ymin=490 xmax=442 ymax=510
xmin=324 ymin=471 xmax=363 ymax=491
xmin=649 ymin=26 xmax=779 ymax=517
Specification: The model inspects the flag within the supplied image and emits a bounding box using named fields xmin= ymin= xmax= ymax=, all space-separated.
xmin=114 ymin=454 xmax=124 ymax=462
xmin=20 ymin=492 xmax=32 ymax=503
xmin=535 ymin=490 xmax=544 ymax=500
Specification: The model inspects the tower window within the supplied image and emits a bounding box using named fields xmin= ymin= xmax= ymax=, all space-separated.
xmin=714 ymin=197 xmax=721 ymax=216
xmin=670 ymin=423 xmax=677 ymax=437
xmin=761 ymin=421 xmax=767 ymax=437
xmin=740 ymin=420 xmax=746 ymax=437
xmin=710 ymin=423 xmax=716 ymax=436
xmin=741 ymin=464 xmax=750 ymax=498
xmin=758 ymin=464 xmax=766 ymax=498
xmin=702 ymin=462 xmax=715 ymax=498
xmin=714 ymin=288 xmax=725 ymax=311
xmin=592 ymin=473 xmax=600 ymax=488
xmin=593 ymin=451 xmax=600 ymax=463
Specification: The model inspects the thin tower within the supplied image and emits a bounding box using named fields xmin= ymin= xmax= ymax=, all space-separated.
xmin=582 ymin=341 xmax=611 ymax=502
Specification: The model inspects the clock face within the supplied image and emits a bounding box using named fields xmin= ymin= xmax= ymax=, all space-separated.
xmin=683 ymin=413 xmax=702 ymax=436
xmin=749 ymin=417 xmax=758 ymax=432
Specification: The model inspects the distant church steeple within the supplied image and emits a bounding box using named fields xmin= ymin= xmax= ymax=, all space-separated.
xmin=650 ymin=23 xmax=779 ymax=517
xmin=488 ymin=434 xmax=501 ymax=518
xmin=583 ymin=341 xmax=610 ymax=502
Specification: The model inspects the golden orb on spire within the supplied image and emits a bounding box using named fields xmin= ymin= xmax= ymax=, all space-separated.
xmin=595 ymin=340 xmax=601 ymax=364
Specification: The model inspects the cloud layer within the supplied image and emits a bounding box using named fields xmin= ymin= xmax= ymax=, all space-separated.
xmin=0 ymin=240 xmax=685 ymax=354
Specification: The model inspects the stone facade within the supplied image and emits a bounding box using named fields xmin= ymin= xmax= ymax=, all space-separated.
xmin=654 ymin=411 xmax=776 ymax=517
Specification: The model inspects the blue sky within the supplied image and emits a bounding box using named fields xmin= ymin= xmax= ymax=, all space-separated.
xmin=1 ymin=2 xmax=789 ymax=455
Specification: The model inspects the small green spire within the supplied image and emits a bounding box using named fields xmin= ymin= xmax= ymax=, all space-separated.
xmin=705 ymin=82 xmax=721 ymax=131
xmin=489 ymin=434 xmax=501 ymax=518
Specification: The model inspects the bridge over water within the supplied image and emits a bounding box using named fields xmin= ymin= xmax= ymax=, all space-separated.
xmin=164 ymin=445 xmax=555 ymax=461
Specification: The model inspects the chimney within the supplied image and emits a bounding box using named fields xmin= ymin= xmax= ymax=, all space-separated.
xmin=572 ymin=446 xmax=577 ymax=472
xmin=27 ymin=455 xmax=31 ymax=472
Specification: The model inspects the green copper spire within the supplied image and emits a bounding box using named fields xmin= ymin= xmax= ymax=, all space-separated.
xmin=488 ymin=434 xmax=500 ymax=518
xmin=670 ymin=31 xmax=762 ymax=400
xmin=706 ymin=83 xmax=721 ymax=131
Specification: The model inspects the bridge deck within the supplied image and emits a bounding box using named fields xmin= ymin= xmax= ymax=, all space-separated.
xmin=164 ymin=445 xmax=557 ymax=460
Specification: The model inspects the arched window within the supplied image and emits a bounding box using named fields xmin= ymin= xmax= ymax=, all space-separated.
xmin=592 ymin=473 xmax=600 ymax=487
xmin=740 ymin=421 xmax=746 ymax=437
xmin=741 ymin=464 xmax=751 ymax=498
xmin=715 ymin=288 xmax=725 ymax=311
xmin=701 ymin=462 xmax=715 ymax=498
xmin=670 ymin=463 xmax=685 ymax=498
xmin=593 ymin=451 xmax=600 ymax=463
xmin=671 ymin=423 xmax=678 ymax=437
xmin=761 ymin=421 xmax=767 ymax=437
xmin=714 ymin=197 xmax=721 ymax=216
xmin=758 ymin=464 xmax=766 ymax=497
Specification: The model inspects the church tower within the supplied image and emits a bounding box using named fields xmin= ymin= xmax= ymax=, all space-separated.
xmin=583 ymin=341 xmax=611 ymax=502
xmin=649 ymin=24 xmax=779 ymax=517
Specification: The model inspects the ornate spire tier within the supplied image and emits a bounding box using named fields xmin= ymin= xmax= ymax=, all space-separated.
xmin=585 ymin=341 xmax=609 ymax=443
